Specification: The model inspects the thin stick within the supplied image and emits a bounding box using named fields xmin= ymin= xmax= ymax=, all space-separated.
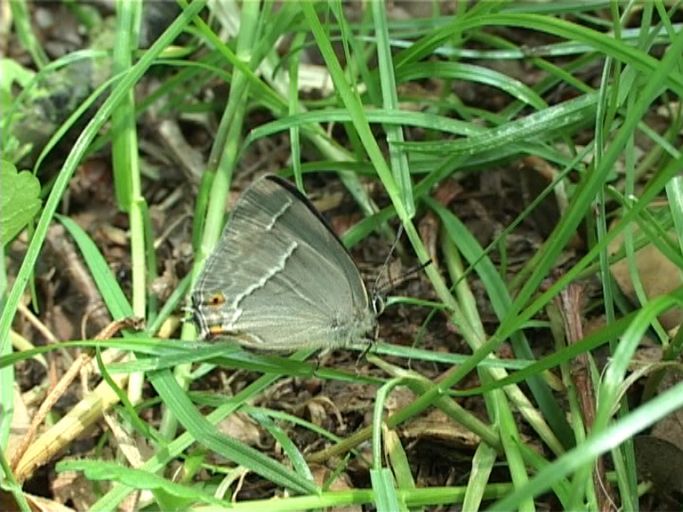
xmin=555 ymin=283 xmax=616 ymax=512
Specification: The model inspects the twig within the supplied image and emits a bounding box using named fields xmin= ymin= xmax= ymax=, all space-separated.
xmin=555 ymin=283 xmax=616 ymax=512
xmin=10 ymin=317 xmax=142 ymax=475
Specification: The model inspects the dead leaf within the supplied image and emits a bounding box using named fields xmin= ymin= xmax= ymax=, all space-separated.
xmin=609 ymin=225 xmax=683 ymax=330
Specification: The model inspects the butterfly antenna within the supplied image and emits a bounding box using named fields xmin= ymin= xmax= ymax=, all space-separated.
xmin=373 ymin=224 xmax=404 ymax=297
xmin=376 ymin=259 xmax=432 ymax=296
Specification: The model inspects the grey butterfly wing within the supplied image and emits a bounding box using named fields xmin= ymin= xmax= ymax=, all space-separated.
xmin=192 ymin=175 xmax=374 ymax=350
xmin=261 ymin=176 xmax=371 ymax=309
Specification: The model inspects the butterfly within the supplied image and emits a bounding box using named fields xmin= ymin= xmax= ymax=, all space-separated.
xmin=191 ymin=175 xmax=377 ymax=351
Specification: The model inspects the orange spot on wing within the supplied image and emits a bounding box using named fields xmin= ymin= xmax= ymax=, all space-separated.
xmin=208 ymin=324 xmax=225 ymax=337
xmin=208 ymin=293 xmax=225 ymax=306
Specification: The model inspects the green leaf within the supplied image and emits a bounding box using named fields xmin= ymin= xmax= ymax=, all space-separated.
xmin=0 ymin=58 xmax=35 ymax=110
xmin=56 ymin=459 xmax=226 ymax=507
xmin=0 ymin=160 xmax=41 ymax=246
xmin=370 ymin=468 xmax=405 ymax=512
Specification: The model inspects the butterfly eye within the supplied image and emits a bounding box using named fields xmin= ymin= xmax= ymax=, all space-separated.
xmin=208 ymin=293 xmax=225 ymax=306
